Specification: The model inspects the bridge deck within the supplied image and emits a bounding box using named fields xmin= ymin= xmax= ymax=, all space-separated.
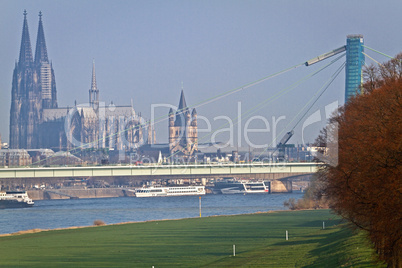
xmin=0 ymin=162 xmax=319 ymax=179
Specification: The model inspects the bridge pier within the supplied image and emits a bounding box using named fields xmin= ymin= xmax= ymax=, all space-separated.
xmin=270 ymin=179 xmax=292 ymax=193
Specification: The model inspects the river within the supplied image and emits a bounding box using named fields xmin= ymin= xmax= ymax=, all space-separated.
xmin=0 ymin=192 xmax=303 ymax=235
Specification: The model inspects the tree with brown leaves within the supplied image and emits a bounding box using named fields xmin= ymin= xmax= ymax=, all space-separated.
xmin=317 ymin=54 xmax=402 ymax=267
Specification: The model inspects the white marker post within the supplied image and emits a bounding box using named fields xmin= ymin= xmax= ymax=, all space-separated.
xmin=286 ymin=230 xmax=288 ymax=240
xmin=233 ymin=244 xmax=236 ymax=256
xmin=323 ymin=221 xmax=325 ymax=230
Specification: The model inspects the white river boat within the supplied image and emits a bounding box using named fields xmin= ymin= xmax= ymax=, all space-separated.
xmin=0 ymin=191 xmax=34 ymax=209
xmin=134 ymin=186 xmax=206 ymax=197
xmin=216 ymin=181 xmax=270 ymax=194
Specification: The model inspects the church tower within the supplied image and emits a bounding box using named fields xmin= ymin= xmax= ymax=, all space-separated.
xmin=9 ymin=11 xmax=57 ymax=149
xmin=35 ymin=11 xmax=57 ymax=109
xmin=10 ymin=10 xmax=38 ymax=149
xmin=168 ymin=90 xmax=198 ymax=157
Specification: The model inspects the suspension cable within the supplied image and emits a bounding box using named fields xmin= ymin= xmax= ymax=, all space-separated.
xmin=167 ymin=54 xmax=346 ymax=161
xmin=362 ymin=52 xmax=385 ymax=67
xmin=363 ymin=45 xmax=395 ymax=60
xmin=256 ymin=61 xmax=346 ymax=159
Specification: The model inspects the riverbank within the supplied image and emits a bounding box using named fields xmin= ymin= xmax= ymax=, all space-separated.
xmin=0 ymin=209 xmax=384 ymax=267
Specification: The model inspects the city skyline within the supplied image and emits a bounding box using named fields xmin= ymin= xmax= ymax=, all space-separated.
xmin=1 ymin=1 xmax=401 ymax=147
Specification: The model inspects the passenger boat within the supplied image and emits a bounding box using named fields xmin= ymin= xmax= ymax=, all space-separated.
xmin=134 ymin=185 xmax=206 ymax=197
xmin=214 ymin=180 xmax=270 ymax=194
xmin=0 ymin=191 xmax=34 ymax=209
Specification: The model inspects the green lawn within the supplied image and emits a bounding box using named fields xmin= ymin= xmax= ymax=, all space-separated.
xmin=0 ymin=210 xmax=385 ymax=267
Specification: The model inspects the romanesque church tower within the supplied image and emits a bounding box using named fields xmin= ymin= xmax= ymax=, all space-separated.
xmin=168 ymin=90 xmax=198 ymax=157
xmin=9 ymin=11 xmax=57 ymax=149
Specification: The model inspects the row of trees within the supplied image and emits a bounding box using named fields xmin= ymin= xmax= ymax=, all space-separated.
xmin=316 ymin=54 xmax=401 ymax=267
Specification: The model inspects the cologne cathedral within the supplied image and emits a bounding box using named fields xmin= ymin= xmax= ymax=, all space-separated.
xmin=9 ymin=11 xmax=144 ymax=151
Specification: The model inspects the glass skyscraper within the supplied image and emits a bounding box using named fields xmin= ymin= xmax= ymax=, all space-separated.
xmin=345 ymin=35 xmax=365 ymax=103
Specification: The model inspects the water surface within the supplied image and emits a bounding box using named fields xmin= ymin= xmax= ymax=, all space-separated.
xmin=0 ymin=192 xmax=303 ymax=235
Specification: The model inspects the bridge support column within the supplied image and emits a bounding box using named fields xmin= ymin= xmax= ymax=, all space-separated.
xmin=270 ymin=179 xmax=292 ymax=193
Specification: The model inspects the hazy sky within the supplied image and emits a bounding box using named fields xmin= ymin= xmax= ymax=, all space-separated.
xmin=1 ymin=0 xmax=401 ymax=147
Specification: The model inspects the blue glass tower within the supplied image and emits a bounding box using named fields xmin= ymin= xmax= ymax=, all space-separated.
xmin=345 ymin=35 xmax=365 ymax=103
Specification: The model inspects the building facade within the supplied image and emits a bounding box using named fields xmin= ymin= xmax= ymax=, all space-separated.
xmin=168 ymin=90 xmax=198 ymax=157
xmin=345 ymin=34 xmax=365 ymax=103
xmin=0 ymin=149 xmax=32 ymax=167
xmin=9 ymin=11 xmax=144 ymax=152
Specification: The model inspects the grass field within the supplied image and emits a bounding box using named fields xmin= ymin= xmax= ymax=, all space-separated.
xmin=0 ymin=209 xmax=385 ymax=267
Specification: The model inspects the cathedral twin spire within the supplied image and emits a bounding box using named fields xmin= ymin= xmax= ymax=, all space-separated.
xmin=10 ymin=10 xmax=57 ymax=149
xmin=19 ymin=10 xmax=49 ymax=66
xmin=18 ymin=10 xmax=33 ymax=66
xmin=34 ymin=11 xmax=49 ymax=64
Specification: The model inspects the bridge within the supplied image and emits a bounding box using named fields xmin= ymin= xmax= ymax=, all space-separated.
xmin=0 ymin=162 xmax=319 ymax=180
xmin=3 ymin=35 xmax=388 ymax=185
